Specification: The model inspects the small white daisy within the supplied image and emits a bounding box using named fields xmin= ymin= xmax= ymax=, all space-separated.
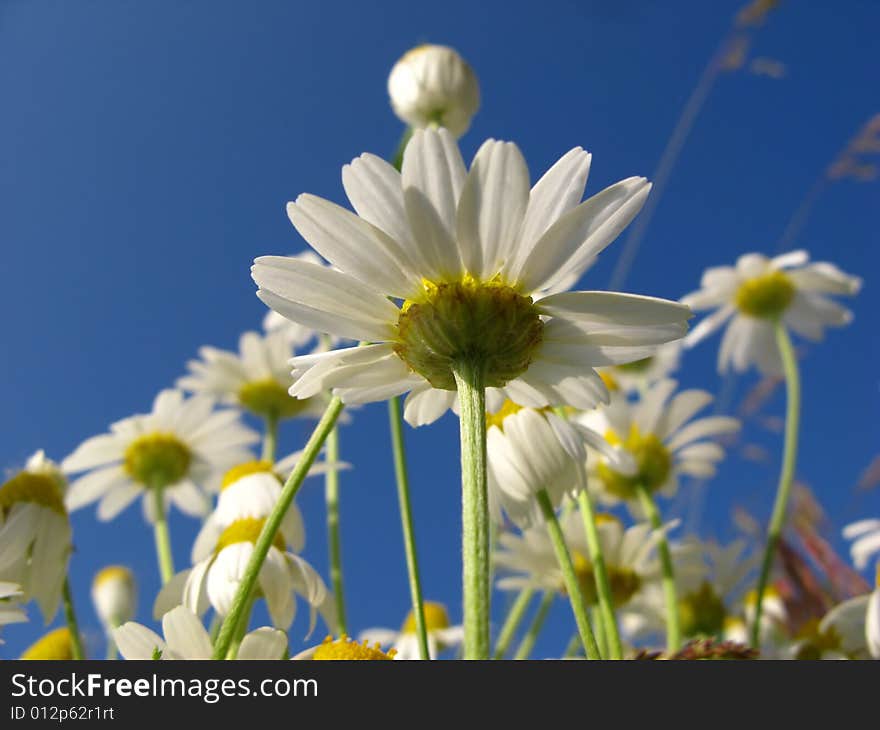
xmin=91 ymin=566 xmax=136 ymax=630
xmin=576 ymin=379 xmax=740 ymax=508
xmin=360 ymin=601 xmax=464 ymax=660
xmin=682 ymin=251 xmax=862 ymax=375
xmin=388 ymin=44 xmax=480 ymax=137
xmin=252 ymin=128 xmax=691 ymax=427
xmin=597 ymin=341 xmax=681 ymax=395
xmin=0 ymin=451 xmax=72 ymax=622
xmin=115 ymin=605 xmax=287 ymax=660
xmin=843 ymin=518 xmax=880 ymax=571
xmin=784 ymin=595 xmax=872 ymax=660
xmin=62 ymin=389 xmax=259 ymax=523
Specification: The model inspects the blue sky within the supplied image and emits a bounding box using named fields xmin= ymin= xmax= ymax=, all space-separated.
xmin=1 ymin=0 xmax=877 ymax=658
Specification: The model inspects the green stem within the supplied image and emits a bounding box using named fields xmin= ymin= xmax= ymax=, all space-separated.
xmin=452 ymin=359 xmax=490 ymax=660
xmin=592 ymin=607 xmax=608 ymax=659
xmin=261 ymin=413 xmax=279 ymax=463
xmin=513 ymin=592 xmax=554 ymax=660
xmin=391 ymin=127 xmax=413 ymax=172
xmin=563 ymin=633 xmax=582 ymax=658
xmin=151 ymin=484 xmax=174 ymax=584
xmin=105 ymin=634 xmax=117 ymax=661
xmin=324 ymin=421 xmax=347 ymax=635
xmin=535 ymin=489 xmax=600 ymax=660
xmin=388 ymin=395 xmax=430 ymax=660
xmin=635 ymin=483 xmax=680 ymax=652
xmin=225 ymin=592 xmax=256 ymax=660
xmin=62 ymin=577 xmax=85 ymax=660
xmin=750 ymin=322 xmax=800 ymax=647
xmin=492 ymin=587 xmax=535 ymax=659
xmin=576 ymin=490 xmax=623 ymax=659
xmin=212 ymin=396 xmax=345 ymax=659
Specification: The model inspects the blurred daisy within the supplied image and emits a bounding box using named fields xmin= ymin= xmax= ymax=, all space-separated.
xmin=388 ymin=44 xmax=479 ymax=137
xmin=177 ymin=331 xmax=325 ymax=423
xmin=785 ymin=595 xmax=872 ymax=660
xmin=91 ymin=566 xmax=136 ymax=630
xmin=115 ymin=605 xmax=287 ymax=660
xmin=360 ymin=601 xmax=464 ymax=660
xmin=576 ymin=380 xmax=739 ymax=508
xmin=0 ymin=582 xmax=27 ymax=643
xmin=0 ymin=450 xmax=72 ymax=622
xmin=252 ymin=128 xmax=691 ymax=427
xmin=63 ymin=389 xmax=258 ymax=523
xmin=843 ymin=518 xmax=880 ymax=571
xmin=682 ymin=251 xmax=862 ymax=375
xmin=19 ymin=626 xmax=75 ymax=660
xmin=597 ymin=341 xmax=681 ymax=395
xmin=154 ymin=461 xmax=334 ymax=633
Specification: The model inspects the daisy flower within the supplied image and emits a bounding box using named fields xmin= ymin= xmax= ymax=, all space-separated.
xmin=682 ymin=251 xmax=862 ymax=375
xmin=177 ymin=331 xmax=326 ymax=423
xmin=576 ymin=379 xmax=740 ymax=508
xmin=0 ymin=582 xmax=27 ymax=643
xmin=154 ymin=460 xmax=335 ymax=633
xmin=115 ymin=605 xmax=287 ymax=660
xmin=0 ymin=450 xmax=72 ymax=622
xmin=251 ymin=127 xmax=692 ymax=428
xmin=360 ymin=601 xmax=464 ymax=660
xmin=19 ymin=626 xmax=76 ymax=660
xmin=91 ymin=566 xmax=136 ymax=630
xmin=784 ymin=595 xmax=872 ymax=660
xmin=62 ymin=389 xmax=258 ymax=523
xmin=843 ymin=518 xmax=880 ymax=571
xmin=388 ymin=44 xmax=479 ymax=137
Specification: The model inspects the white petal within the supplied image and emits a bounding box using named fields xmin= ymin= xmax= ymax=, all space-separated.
xmin=666 ymin=416 xmax=740 ymax=452
xmin=162 ymin=606 xmax=213 ymax=659
xmin=238 ymin=627 xmax=289 ymax=660
xmin=114 ymin=623 xmax=166 ymax=660
xmin=403 ymin=385 xmax=455 ymax=427
xmin=64 ymin=466 xmax=128 ymax=512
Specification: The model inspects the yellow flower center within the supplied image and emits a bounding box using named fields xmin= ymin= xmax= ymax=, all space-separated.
xmin=220 ymin=460 xmax=278 ymax=491
xmin=401 ymin=601 xmax=451 ymax=633
xmin=237 ymin=379 xmax=313 ymax=420
xmin=793 ymin=618 xmax=843 ymax=660
xmin=679 ymin=581 xmax=727 ymax=638
xmin=124 ymin=433 xmax=191 ymax=487
xmin=485 ymin=400 xmax=525 ymax=431
xmin=734 ymin=270 xmax=796 ymax=319
xmin=572 ymin=552 xmax=642 ymax=607
xmin=393 ymin=275 xmax=543 ymax=390
xmin=596 ymin=424 xmax=672 ymax=498
xmin=312 ymin=635 xmax=397 ymax=660
xmin=93 ymin=565 xmax=134 ymax=590
xmin=215 ymin=517 xmax=285 ymax=554
xmin=0 ymin=472 xmax=67 ymax=516
xmin=20 ymin=627 xmax=74 ymax=660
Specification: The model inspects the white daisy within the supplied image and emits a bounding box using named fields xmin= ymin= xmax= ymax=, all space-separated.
xmin=784 ymin=595 xmax=872 ymax=660
xmin=62 ymin=389 xmax=259 ymax=522
xmin=153 ymin=462 xmax=335 ymax=633
xmin=360 ymin=601 xmax=464 ymax=660
xmin=115 ymin=605 xmax=287 ymax=660
xmin=177 ymin=331 xmax=326 ymax=422
xmin=843 ymin=518 xmax=880 ymax=571
xmin=682 ymin=251 xmax=862 ymax=375
xmin=0 ymin=582 xmax=27 ymax=643
xmin=576 ymin=379 xmax=740 ymax=508
xmin=387 ymin=44 xmax=480 ymax=137
xmin=0 ymin=450 xmax=72 ymax=622
xmin=597 ymin=341 xmax=681 ymax=395
xmin=91 ymin=566 xmax=136 ymax=630
xmin=251 ymin=128 xmax=691 ymax=427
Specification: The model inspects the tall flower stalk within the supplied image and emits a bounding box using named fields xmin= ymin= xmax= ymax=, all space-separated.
xmin=151 ymin=482 xmax=175 ymax=585
xmin=750 ymin=322 xmax=800 ymax=646
xmin=324 ymin=422 xmax=347 ymax=635
xmin=513 ymin=591 xmax=553 ymax=660
xmin=61 ymin=578 xmax=85 ymax=660
xmin=492 ymin=587 xmax=534 ymax=659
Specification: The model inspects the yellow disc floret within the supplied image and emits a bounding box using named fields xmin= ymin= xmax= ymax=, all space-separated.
xmin=734 ymin=270 xmax=796 ymax=319
xmin=595 ymin=424 xmax=672 ymax=499
xmin=312 ymin=635 xmax=397 ymax=660
xmin=237 ymin=379 xmax=312 ymax=420
xmin=220 ymin=460 xmax=278 ymax=491
xmin=215 ymin=517 xmax=286 ymax=554
xmin=394 ymin=275 xmax=543 ymax=390
xmin=401 ymin=601 xmax=451 ymax=633
xmin=0 ymin=472 xmax=67 ymax=516
xmin=20 ymin=627 xmax=75 ymax=660
xmin=679 ymin=581 xmax=727 ymax=638
xmin=124 ymin=433 xmax=191 ymax=487
xmin=572 ymin=552 xmax=642 ymax=607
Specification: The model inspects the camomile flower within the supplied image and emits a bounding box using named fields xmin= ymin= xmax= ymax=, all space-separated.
xmin=360 ymin=601 xmax=464 ymax=660
xmin=293 ymin=634 xmax=397 ymax=660
xmin=153 ymin=461 xmax=334 ymax=633
xmin=177 ymin=331 xmax=326 ymax=423
xmin=597 ymin=341 xmax=681 ymax=395
xmin=784 ymin=595 xmax=872 ymax=660
xmin=0 ymin=450 xmax=72 ymax=622
xmin=494 ymin=511 xmax=672 ymax=611
xmin=19 ymin=626 xmax=76 ymax=660
xmin=115 ymin=605 xmax=287 ymax=660
xmin=576 ymin=379 xmax=740 ymax=508
xmin=62 ymin=389 xmax=259 ymax=523
xmin=842 ymin=518 xmax=880 ymax=571
xmin=91 ymin=566 xmax=136 ymax=630
xmin=252 ymin=128 xmax=691 ymax=427
xmin=682 ymin=251 xmax=862 ymax=375
xmin=387 ymin=44 xmax=480 ymax=137
xmin=0 ymin=582 xmax=27 ymax=643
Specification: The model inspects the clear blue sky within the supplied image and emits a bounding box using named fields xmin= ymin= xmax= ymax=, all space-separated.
xmin=1 ymin=0 xmax=877 ymax=658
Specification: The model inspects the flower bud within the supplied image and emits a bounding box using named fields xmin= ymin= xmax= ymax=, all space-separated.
xmin=91 ymin=566 xmax=136 ymax=629
xmin=388 ymin=44 xmax=479 ymax=137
